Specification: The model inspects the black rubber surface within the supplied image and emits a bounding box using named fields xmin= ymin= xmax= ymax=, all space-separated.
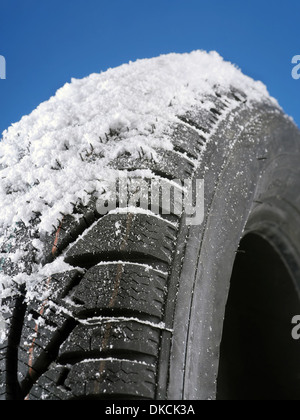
xmin=1 ymin=86 xmax=300 ymax=400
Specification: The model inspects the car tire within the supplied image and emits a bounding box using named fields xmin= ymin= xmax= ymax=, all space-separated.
xmin=1 ymin=86 xmax=300 ymax=400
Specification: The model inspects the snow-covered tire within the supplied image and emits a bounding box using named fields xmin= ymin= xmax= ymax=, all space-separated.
xmin=1 ymin=66 xmax=300 ymax=400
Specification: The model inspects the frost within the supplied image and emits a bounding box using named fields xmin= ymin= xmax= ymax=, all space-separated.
xmin=109 ymin=206 xmax=178 ymax=227
xmin=77 ymin=315 xmax=173 ymax=332
xmin=115 ymin=221 xmax=122 ymax=236
xmin=96 ymin=261 xmax=168 ymax=276
xmin=0 ymin=312 xmax=6 ymax=342
xmin=79 ymin=357 xmax=155 ymax=367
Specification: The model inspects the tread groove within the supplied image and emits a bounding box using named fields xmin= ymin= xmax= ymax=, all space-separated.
xmin=58 ymin=350 xmax=156 ymax=366
xmin=65 ymin=251 xmax=169 ymax=271
xmin=177 ymin=115 xmax=211 ymax=134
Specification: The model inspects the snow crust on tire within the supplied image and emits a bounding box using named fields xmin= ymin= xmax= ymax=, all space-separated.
xmin=0 ymin=51 xmax=278 ymax=338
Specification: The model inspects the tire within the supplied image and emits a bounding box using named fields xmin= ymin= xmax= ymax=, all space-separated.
xmin=1 ymin=85 xmax=300 ymax=400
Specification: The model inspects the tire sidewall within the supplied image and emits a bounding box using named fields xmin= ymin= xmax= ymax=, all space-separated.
xmin=165 ymin=104 xmax=300 ymax=400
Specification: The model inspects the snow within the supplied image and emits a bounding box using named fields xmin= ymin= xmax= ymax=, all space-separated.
xmin=0 ymin=50 xmax=279 ymax=339
xmin=108 ymin=206 xmax=179 ymax=227
xmin=78 ymin=357 xmax=155 ymax=367
xmin=96 ymin=261 xmax=168 ymax=276
xmin=76 ymin=315 xmax=173 ymax=333
xmin=0 ymin=50 xmax=277 ymax=233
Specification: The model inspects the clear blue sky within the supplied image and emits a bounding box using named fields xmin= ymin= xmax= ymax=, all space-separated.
xmin=0 ymin=0 xmax=300 ymax=135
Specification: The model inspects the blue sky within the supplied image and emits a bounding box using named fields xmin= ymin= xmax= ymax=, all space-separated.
xmin=0 ymin=0 xmax=300 ymax=135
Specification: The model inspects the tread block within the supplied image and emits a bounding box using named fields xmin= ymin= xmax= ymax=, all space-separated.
xmin=72 ymin=263 xmax=168 ymax=319
xmin=65 ymin=213 xmax=178 ymax=266
xmin=171 ymin=123 xmax=206 ymax=159
xmin=29 ymin=365 xmax=72 ymax=400
xmin=178 ymin=109 xmax=215 ymax=134
xmin=111 ymin=148 xmax=195 ymax=179
xmin=59 ymin=321 xmax=161 ymax=359
xmin=65 ymin=359 xmax=156 ymax=399
xmin=18 ymin=270 xmax=83 ymax=391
